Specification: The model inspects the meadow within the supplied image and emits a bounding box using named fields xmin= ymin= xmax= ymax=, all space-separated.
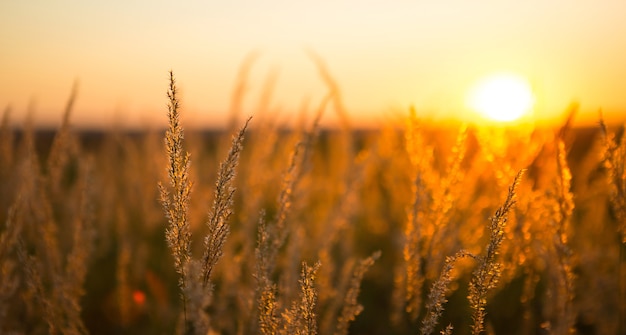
xmin=0 ymin=71 xmax=624 ymax=335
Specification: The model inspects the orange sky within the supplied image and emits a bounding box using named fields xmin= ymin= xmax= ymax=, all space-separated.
xmin=1 ymin=1 xmax=625 ymax=129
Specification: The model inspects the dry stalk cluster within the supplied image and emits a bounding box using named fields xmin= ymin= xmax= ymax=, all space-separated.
xmin=0 ymin=68 xmax=624 ymax=335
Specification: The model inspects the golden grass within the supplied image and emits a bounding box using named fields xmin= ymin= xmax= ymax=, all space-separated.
xmin=0 ymin=70 xmax=625 ymax=335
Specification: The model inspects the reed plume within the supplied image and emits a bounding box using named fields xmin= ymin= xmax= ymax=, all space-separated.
xmin=421 ymin=250 xmax=474 ymax=335
xmin=159 ymin=71 xmax=193 ymax=326
xmin=202 ymin=116 xmax=251 ymax=287
xmin=600 ymin=118 xmax=626 ymax=241
xmin=469 ymin=170 xmax=524 ymax=335
xmin=334 ymin=251 xmax=380 ymax=335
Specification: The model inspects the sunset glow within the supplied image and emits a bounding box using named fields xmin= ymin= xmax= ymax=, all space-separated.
xmin=468 ymin=74 xmax=535 ymax=122
xmin=1 ymin=1 xmax=625 ymax=127
xmin=2 ymin=2 xmax=626 ymax=333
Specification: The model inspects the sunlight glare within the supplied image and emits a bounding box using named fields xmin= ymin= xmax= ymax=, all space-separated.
xmin=467 ymin=73 xmax=535 ymax=122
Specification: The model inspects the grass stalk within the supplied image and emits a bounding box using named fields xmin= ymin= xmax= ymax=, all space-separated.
xmin=159 ymin=71 xmax=193 ymax=328
xmin=421 ymin=250 xmax=474 ymax=335
xmin=203 ymin=116 xmax=251 ymax=287
xmin=469 ymin=170 xmax=524 ymax=335
xmin=334 ymin=251 xmax=380 ymax=335
xmin=600 ymin=117 xmax=626 ymax=334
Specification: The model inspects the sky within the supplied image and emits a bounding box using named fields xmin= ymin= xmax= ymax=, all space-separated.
xmin=1 ymin=0 xmax=625 ymax=129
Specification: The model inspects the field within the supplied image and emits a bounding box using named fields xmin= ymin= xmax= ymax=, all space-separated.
xmin=0 ymin=73 xmax=624 ymax=335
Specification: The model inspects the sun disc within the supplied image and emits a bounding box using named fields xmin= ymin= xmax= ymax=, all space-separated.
xmin=468 ymin=73 xmax=535 ymax=122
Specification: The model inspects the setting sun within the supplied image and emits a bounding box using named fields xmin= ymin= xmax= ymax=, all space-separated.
xmin=468 ymin=73 xmax=535 ymax=122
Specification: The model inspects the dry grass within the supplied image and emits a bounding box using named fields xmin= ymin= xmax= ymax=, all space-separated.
xmin=0 ymin=70 xmax=624 ymax=335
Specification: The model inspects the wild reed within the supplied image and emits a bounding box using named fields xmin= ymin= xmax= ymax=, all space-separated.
xmin=3 ymin=81 xmax=95 ymax=335
xmin=468 ymin=169 xmax=523 ymax=335
xmin=402 ymin=108 xmax=432 ymax=321
xmin=159 ymin=71 xmax=194 ymax=326
xmin=281 ymin=261 xmax=321 ymax=335
xmin=420 ymin=250 xmax=474 ymax=335
xmin=159 ymin=71 xmax=251 ymax=334
xmin=334 ymin=251 xmax=380 ymax=335
xmin=600 ymin=118 xmax=626 ymax=241
xmin=202 ymin=115 xmax=251 ymax=287
xmin=2 ymin=64 xmax=625 ymax=335
xmin=549 ymin=138 xmax=576 ymax=334
xmin=600 ymin=117 xmax=626 ymax=334
xmin=255 ymin=126 xmax=309 ymax=335
xmin=0 ymin=198 xmax=22 ymax=322
xmin=0 ymin=107 xmax=13 ymax=174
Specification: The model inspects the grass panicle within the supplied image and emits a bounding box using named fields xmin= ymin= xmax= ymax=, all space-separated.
xmin=0 ymin=197 xmax=22 ymax=323
xmin=58 ymin=158 xmax=95 ymax=335
xmin=17 ymin=239 xmax=59 ymax=334
xmin=46 ymin=81 xmax=80 ymax=195
xmin=297 ymin=261 xmax=321 ymax=335
xmin=334 ymin=251 xmax=380 ymax=335
xmin=255 ymin=212 xmax=280 ymax=335
xmin=469 ymin=170 xmax=524 ymax=335
xmin=0 ymin=197 xmax=22 ymax=266
xmin=202 ymin=116 xmax=252 ymax=287
xmin=402 ymin=108 xmax=431 ymax=321
xmin=0 ymin=106 xmax=13 ymax=173
xmin=599 ymin=116 xmax=626 ymax=334
xmin=549 ymin=138 xmax=576 ymax=335
xmin=439 ymin=325 xmax=454 ymax=335
xmin=254 ymin=134 xmax=305 ymax=334
xmin=421 ymin=250 xmax=474 ymax=335
xmin=159 ymin=71 xmax=194 ymax=326
xmin=8 ymin=94 xmax=93 ymax=335
xmin=402 ymin=114 xmax=467 ymax=324
xmin=440 ymin=324 xmax=454 ymax=335
xmin=600 ymin=118 xmax=626 ymax=241
xmin=280 ymin=261 xmax=321 ymax=335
